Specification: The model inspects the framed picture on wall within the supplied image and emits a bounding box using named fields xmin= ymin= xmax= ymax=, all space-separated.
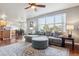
xmin=30 ymin=21 xmax=33 ymax=27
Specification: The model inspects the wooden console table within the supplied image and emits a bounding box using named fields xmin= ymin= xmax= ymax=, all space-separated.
xmin=61 ymin=37 xmax=74 ymax=48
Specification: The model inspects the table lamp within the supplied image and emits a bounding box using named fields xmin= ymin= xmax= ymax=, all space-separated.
xmin=67 ymin=25 xmax=74 ymax=38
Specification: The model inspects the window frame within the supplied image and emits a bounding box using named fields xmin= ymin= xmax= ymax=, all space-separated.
xmin=37 ymin=13 xmax=66 ymax=32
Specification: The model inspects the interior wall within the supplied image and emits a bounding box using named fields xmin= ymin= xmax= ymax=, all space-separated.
xmin=27 ymin=6 xmax=79 ymax=43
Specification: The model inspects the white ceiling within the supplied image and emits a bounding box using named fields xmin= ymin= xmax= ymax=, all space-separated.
xmin=0 ymin=3 xmax=79 ymax=20
xmin=0 ymin=3 xmax=26 ymax=21
xmin=26 ymin=3 xmax=79 ymax=18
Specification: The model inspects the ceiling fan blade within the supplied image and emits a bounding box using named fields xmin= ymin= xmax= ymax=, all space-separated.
xmin=29 ymin=3 xmax=35 ymax=5
xmin=28 ymin=3 xmax=32 ymax=5
xmin=25 ymin=6 xmax=31 ymax=9
xmin=35 ymin=5 xmax=46 ymax=8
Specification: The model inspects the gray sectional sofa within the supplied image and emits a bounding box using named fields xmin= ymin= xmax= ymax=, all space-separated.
xmin=48 ymin=36 xmax=62 ymax=46
xmin=24 ymin=35 xmax=39 ymax=42
xmin=24 ymin=35 xmax=62 ymax=47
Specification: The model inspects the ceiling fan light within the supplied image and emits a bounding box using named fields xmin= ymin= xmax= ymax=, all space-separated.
xmin=31 ymin=5 xmax=36 ymax=9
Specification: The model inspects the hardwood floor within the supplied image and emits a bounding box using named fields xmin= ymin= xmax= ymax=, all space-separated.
xmin=0 ymin=38 xmax=79 ymax=56
xmin=63 ymin=43 xmax=79 ymax=56
xmin=69 ymin=48 xmax=79 ymax=56
xmin=0 ymin=36 xmax=22 ymax=46
xmin=69 ymin=45 xmax=79 ymax=56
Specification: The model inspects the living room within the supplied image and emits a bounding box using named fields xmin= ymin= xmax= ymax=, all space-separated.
xmin=0 ymin=3 xmax=79 ymax=56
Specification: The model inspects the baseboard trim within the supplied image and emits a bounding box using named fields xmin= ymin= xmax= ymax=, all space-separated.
xmin=75 ymin=43 xmax=79 ymax=45
xmin=66 ymin=42 xmax=79 ymax=46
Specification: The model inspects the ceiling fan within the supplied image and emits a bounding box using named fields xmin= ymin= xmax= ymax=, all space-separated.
xmin=25 ymin=3 xmax=46 ymax=11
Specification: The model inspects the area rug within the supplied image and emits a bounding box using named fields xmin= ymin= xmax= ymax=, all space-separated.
xmin=0 ymin=41 xmax=31 ymax=56
xmin=0 ymin=41 xmax=69 ymax=56
xmin=23 ymin=45 xmax=69 ymax=56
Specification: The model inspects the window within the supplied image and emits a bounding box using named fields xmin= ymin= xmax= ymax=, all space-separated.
xmin=38 ymin=17 xmax=45 ymax=25
xmin=38 ymin=13 xmax=66 ymax=32
xmin=38 ymin=25 xmax=45 ymax=31
xmin=55 ymin=14 xmax=63 ymax=23
xmin=38 ymin=17 xmax=46 ymax=31
xmin=46 ymin=16 xmax=54 ymax=24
